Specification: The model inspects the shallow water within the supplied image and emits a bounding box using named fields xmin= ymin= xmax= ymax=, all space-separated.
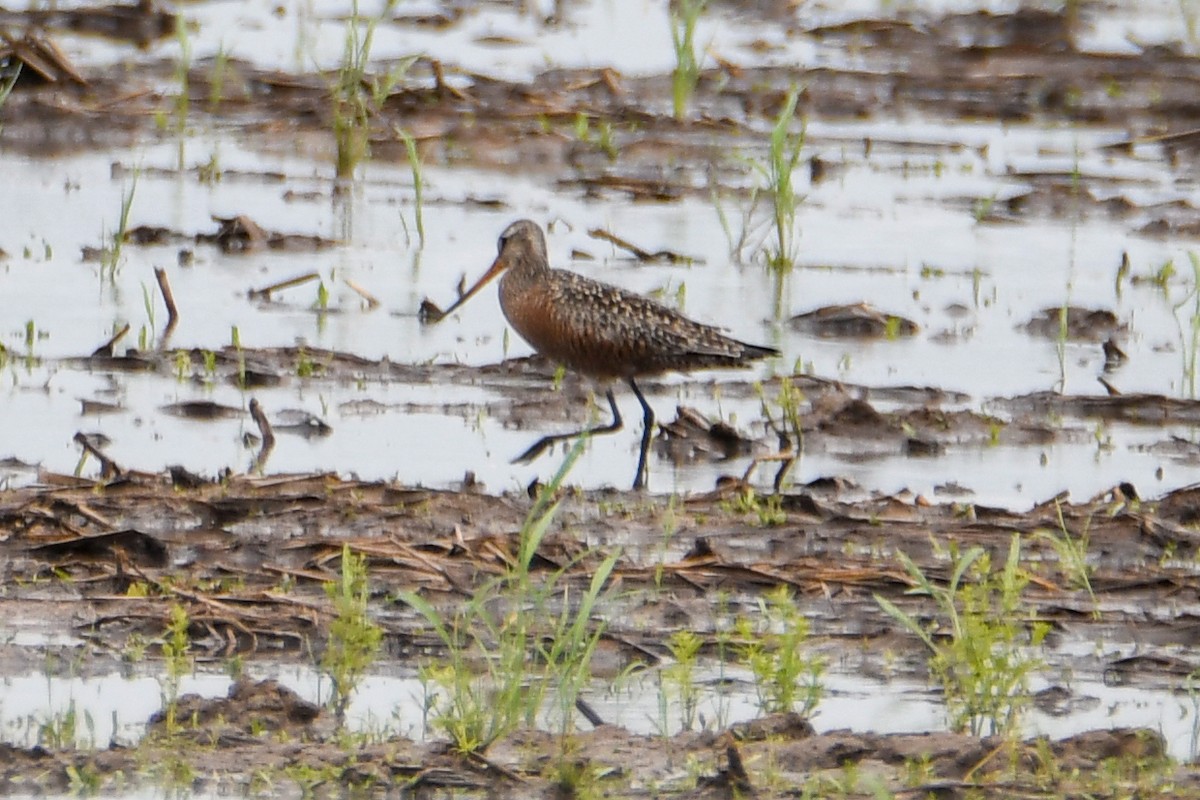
xmin=7 ymin=115 xmax=1200 ymax=502
xmin=7 ymin=634 xmax=1200 ymax=762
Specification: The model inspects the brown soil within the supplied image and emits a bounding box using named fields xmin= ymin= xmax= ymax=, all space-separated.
xmin=3 ymin=456 xmax=1200 ymax=797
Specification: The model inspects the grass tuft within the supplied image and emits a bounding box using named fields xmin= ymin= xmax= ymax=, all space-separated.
xmin=332 ymin=0 xmax=415 ymax=182
xmin=670 ymin=0 xmax=707 ymax=119
xmin=757 ymin=87 xmax=806 ymax=274
xmin=160 ymin=602 xmax=193 ymax=735
xmin=735 ymin=585 xmax=824 ymax=716
xmin=321 ymin=544 xmax=383 ymax=727
xmin=401 ymin=440 xmax=618 ymax=755
xmin=876 ymin=535 xmax=1049 ymax=736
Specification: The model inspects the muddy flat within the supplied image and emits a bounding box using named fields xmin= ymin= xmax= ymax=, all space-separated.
xmin=6 ymin=1 xmax=1200 ymax=797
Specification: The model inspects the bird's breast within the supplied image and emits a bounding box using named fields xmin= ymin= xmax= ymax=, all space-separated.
xmin=499 ymin=272 xmax=641 ymax=379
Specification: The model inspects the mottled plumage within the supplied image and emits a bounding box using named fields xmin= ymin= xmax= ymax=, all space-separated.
xmin=442 ymin=219 xmax=779 ymax=489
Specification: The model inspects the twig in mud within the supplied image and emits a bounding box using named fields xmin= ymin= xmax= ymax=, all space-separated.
xmin=738 ymin=402 xmax=797 ymax=492
xmin=1100 ymin=126 xmax=1200 ymax=152
xmin=249 ymin=398 xmax=276 ymax=474
xmin=249 ymin=398 xmax=275 ymax=450
xmin=91 ymin=323 xmax=131 ymax=357
xmin=722 ymin=734 xmax=754 ymax=795
xmin=588 ymin=227 xmax=692 ymax=264
xmin=344 ymin=278 xmax=380 ymax=309
xmin=248 ymin=272 xmax=320 ymax=300
xmin=464 ymin=751 xmax=524 ymax=783
xmin=154 ymin=265 xmax=179 ymax=347
xmin=73 ymin=432 xmax=122 ymax=478
xmin=154 ymin=266 xmax=179 ymax=325
xmin=574 ymin=698 xmax=605 ymax=727
xmin=429 ymin=58 xmax=471 ymax=102
xmin=417 ymin=298 xmax=445 ymax=323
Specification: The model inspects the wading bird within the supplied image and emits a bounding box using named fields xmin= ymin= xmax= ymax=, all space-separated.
xmin=433 ymin=219 xmax=778 ymax=489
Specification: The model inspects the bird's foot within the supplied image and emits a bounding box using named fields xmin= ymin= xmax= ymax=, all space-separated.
xmin=512 ymin=435 xmax=563 ymax=464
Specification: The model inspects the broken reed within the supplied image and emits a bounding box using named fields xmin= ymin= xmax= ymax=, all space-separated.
xmin=0 ymin=61 xmax=21 ymax=119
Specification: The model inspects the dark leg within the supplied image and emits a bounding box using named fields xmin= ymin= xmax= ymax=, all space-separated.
xmin=628 ymin=378 xmax=655 ymax=490
xmin=513 ymin=389 xmax=624 ymax=464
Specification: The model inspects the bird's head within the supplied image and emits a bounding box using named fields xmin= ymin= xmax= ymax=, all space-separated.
xmin=435 ymin=219 xmax=547 ymax=318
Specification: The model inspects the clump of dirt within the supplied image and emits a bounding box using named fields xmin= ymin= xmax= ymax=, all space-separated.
xmin=790 ymin=304 xmax=919 ymax=339
xmin=1021 ymin=306 xmax=1125 ymax=342
xmin=146 ymin=678 xmax=324 ymax=742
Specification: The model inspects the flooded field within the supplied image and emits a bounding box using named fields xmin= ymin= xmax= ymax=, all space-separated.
xmin=7 ymin=0 xmax=1200 ymax=797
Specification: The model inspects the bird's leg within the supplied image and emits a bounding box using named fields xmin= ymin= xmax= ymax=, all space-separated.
xmin=628 ymin=378 xmax=655 ymax=490
xmin=513 ymin=388 xmax=624 ymax=464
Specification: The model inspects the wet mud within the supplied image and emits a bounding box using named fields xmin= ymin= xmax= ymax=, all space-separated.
xmin=7 ymin=1 xmax=1200 ymax=797
xmin=3 ymin=462 xmax=1200 ymax=796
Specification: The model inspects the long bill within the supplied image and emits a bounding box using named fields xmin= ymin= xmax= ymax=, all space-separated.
xmin=435 ymin=254 xmax=508 ymax=320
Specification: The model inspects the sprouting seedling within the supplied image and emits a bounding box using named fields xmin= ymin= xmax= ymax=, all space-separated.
xmin=756 ymin=86 xmax=806 ymax=274
xmin=101 ymin=172 xmax=139 ymax=279
xmin=670 ymin=0 xmax=707 ymax=119
xmin=231 ymin=325 xmax=246 ymax=389
xmin=321 ymin=545 xmax=382 ymax=727
xmin=1173 ymin=253 xmax=1200 ymax=399
xmin=160 ymin=602 xmax=193 ymax=735
xmin=202 ymin=349 xmax=217 ymax=384
xmin=140 ymin=282 xmax=157 ymax=351
xmin=663 ymin=629 xmax=703 ymax=732
xmin=173 ymin=14 xmax=192 ymax=132
xmin=209 ymin=43 xmax=230 ymax=109
xmin=173 ymin=350 xmax=190 ymax=382
xmin=400 ymin=440 xmax=619 ymax=755
xmin=330 ymin=0 xmax=412 ymax=181
xmin=1055 ymin=301 xmax=1069 ymax=394
xmin=735 ymin=585 xmax=824 ymax=716
xmin=875 ymin=536 xmax=1049 ymax=737
xmin=394 ymin=127 xmax=425 ymax=247
xmin=1154 ymin=258 xmax=1176 ymax=289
